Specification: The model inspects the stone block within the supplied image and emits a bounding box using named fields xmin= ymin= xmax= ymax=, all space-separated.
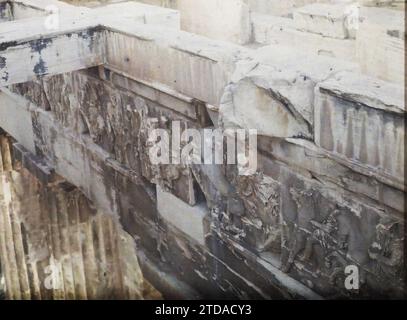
xmin=29 ymin=108 xmax=119 ymax=216
xmin=252 ymin=13 xmax=356 ymax=61
xmin=0 ymin=89 xmax=36 ymax=153
xmin=315 ymin=71 xmax=405 ymax=180
xmin=293 ymin=3 xmax=358 ymax=39
xmin=105 ymin=25 xmax=249 ymax=107
xmin=258 ymin=138 xmax=405 ymax=214
xmin=178 ymin=0 xmax=251 ymax=44
xmin=255 ymin=155 xmax=405 ymax=298
xmin=220 ymin=45 xmax=358 ymax=139
xmin=157 ymin=185 xmax=208 ymax=245
xmin=356 ymin=7 xmax=404 ymax=84
xmin=249 ymin=0 xmax=317 ymax=16
xmin=0 ymin=18 xmax=104 ymax=87
xmin=99 ymin=67 xmax=201 ymax=122
xmin=359 ymin=0 xmax=405 ymax=10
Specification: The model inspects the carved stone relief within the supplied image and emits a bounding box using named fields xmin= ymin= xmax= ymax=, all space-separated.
xmin=277 ymin=167 xmax=404 ymax=298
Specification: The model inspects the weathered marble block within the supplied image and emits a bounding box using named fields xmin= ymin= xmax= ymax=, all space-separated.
xmin=104 ymin=26 xmax=249 ymax=107
xmin=293 ymin=3 xmax=358 ymax=39
xmin=315 ymin=71 xmax=405 ymax=180
xmin=12 ymin=143 xmax=55 ymax=185
xmin=228 ymin=168 xmax=283 ymax=256
xmin=157 ymin=185 xmax=208 ymax=245
xmin=0 ymin=1 xmax=46 ymax=21
xmin=93 ymin=2 xmax=180 ymax=29
xmin=356 ymin=7 xmax=405 ymax=84
xmin=277 ymin=166 xmax=404 ymax=298
xmin=252 ymin=13 xmax=356 ymax=62
xmin=178 ymin=0 xmax=251 ymax=44
xmin=31 ymin=110 xmax=120 ymax=216
xmin=0 ymin=89 xmax=35 ymax=153
xmin=220 ymin=45 xmax=358 ymax=139
xmin=137 ymin=107 xmax=198 ymax=206
xmin=99 ymin=67 xmax=205 ymax=123
xmin=258 ymin=138 xmax=405 ymax=214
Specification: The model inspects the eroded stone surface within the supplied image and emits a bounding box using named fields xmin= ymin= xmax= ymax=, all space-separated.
xmin=178 ymin=0 xmax=251 ymax=45
xmin=0 ymin=134 xmax=159 ymax=299
xmin=220 ymin=45 xmax=358 ymax=139
xmin=252 ymin=13 xmax=357 ymax=61
xmin=293 ymin=3 xmax=358 ymax=39
xmin=315 ymin=71 xmax=405 ymax=180
xmin=0 ymin=0 xmax=404 ymax=300
xmin=356 ymin=6 xmax=405 ymax=83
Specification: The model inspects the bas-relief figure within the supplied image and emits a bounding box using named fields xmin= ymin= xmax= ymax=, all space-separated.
xmin=193 ymin=161 xmax=283 ymax=257
xmin=278 ymin=180 xmax=404 ymax=298
xmin=234 ymin=172 xmax=282 ymax=254
xmin=366 ymin=216 xmax=404 ymax=296
xmin=137 ymin=103 xmax=197 ymax=205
